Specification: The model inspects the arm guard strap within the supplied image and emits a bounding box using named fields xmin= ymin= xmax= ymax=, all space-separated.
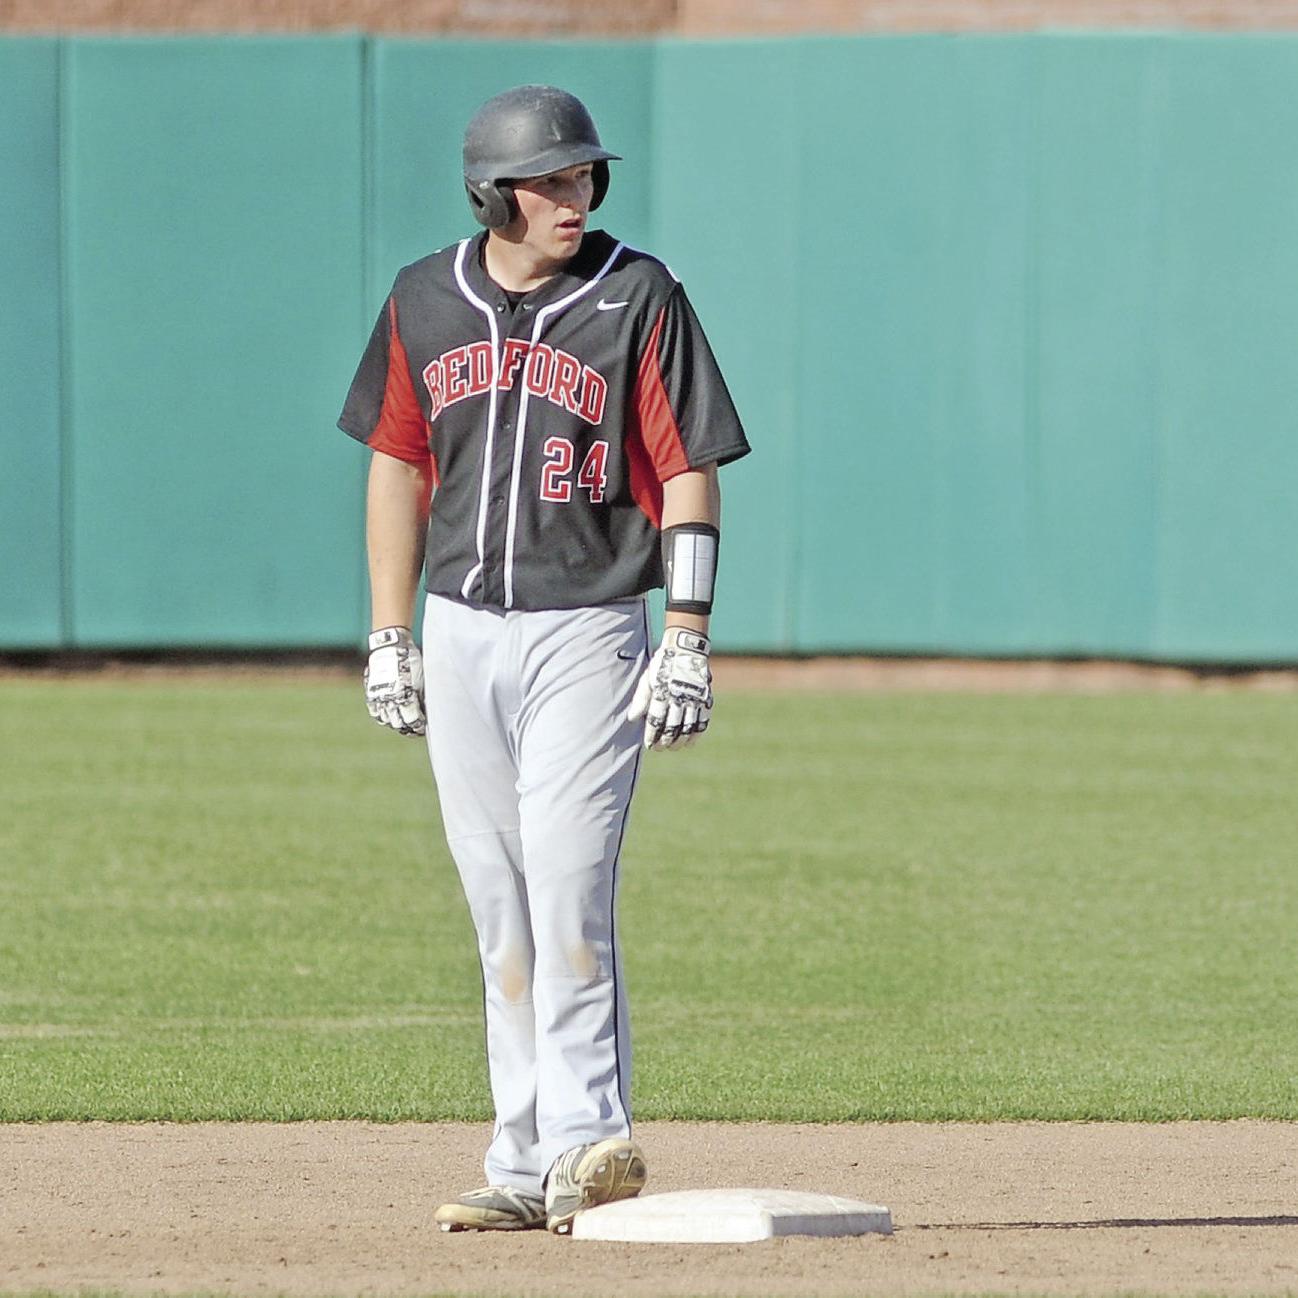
xmin=662 ymin=522 xmax=720 ymax=615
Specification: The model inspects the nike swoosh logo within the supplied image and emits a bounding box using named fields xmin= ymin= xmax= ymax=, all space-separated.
xmin=616 ymin=650 xmax=639 ymax=661
xmin=596 ymin=299 xmax=630 ymax=311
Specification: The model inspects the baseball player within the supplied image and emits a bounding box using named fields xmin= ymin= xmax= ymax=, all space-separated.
xmin=338 ymin=85 xmax=749 ymax=1235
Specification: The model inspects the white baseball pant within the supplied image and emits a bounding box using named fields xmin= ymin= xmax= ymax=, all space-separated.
xmin=421 ymin=591 xmax=649 ymax=1193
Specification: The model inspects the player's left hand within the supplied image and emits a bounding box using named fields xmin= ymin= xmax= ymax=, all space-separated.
xmin=627 ymin=626 xmax=712 ymax=750
xmin=364 ymin=626 xmax=427 ymax=737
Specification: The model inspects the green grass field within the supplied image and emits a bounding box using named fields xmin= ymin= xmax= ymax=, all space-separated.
xmin=1 ymin=678 xmax=1295 ymax=1122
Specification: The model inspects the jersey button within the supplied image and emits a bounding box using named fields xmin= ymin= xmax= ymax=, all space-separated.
xmin=490 ymin=495 xmax=505 ymax=505
xmin=495 ymin=303 xmax=505 ymax=313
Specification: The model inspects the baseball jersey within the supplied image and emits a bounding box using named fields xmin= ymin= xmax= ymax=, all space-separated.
xmin=338 ymin=229 xmax=750 ymax=611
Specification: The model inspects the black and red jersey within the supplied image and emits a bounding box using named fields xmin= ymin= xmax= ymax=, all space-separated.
xmin=338 ymin=229 xmax=750 ymax=611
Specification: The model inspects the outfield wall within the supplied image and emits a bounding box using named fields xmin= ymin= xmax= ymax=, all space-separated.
xmin=3 ymin=34 xmax=1297 ymax=660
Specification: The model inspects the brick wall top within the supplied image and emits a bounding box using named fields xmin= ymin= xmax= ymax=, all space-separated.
xmin=0 ymin=0 xmax=672 ymax=35
xmin=681 ymin=1 xmax=1298 ymax=34
xmin=5 ymin=0 xmax=1298 ymax=35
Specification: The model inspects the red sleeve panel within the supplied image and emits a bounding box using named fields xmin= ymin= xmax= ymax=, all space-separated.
xmin=633 ymin=307 xmax=691 ymax=482
xmin=626 ymin=306 xmax=683 ymax=527
xmin=366 ymin=298 xmax=430 ymax=464
xmin=625 ymin=285 xmax=751 ymax=528
xmin=337 ymin=292 xmax=431 ymax=467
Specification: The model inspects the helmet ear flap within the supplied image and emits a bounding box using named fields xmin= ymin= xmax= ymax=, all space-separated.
xmin=590 ymin=159 xmax=610 ymax=211
xmin=465 ymin=178 xmax=516 ymax=229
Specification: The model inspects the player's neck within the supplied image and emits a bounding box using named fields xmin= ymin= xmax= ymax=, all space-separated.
xmin=482 ymin=231 xmax=574 ymax=294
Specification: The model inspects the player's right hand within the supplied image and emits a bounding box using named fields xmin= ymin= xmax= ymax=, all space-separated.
xmin=627 ymin=626 xmax=712 ymax=750
xmin=364 ymin=626 xmax=427 ymax=737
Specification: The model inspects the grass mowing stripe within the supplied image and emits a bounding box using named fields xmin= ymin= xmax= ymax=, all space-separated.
xmin=1 ymin=682 xmax=1295 ymax=1120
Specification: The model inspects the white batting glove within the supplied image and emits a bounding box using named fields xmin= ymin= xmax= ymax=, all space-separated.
xmin=627 ymin=627 xmax=712 ymax=750
xmin=364 ymin=626 xmax=426 ymax=737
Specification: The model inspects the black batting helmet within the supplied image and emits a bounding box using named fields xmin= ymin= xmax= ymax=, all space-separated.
xmin=462 ymin=85 xmax=620 ymax=229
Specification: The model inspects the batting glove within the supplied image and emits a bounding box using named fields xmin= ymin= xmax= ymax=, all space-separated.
xmin=627 ymin=627 xmax=712 ymax=750
xmin=364 ymin=626 xmax=426 ymax=737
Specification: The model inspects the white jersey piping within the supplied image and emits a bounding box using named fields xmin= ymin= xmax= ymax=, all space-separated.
xmin=502 ymin=240 xmax=625 ymax=608
xmin=452 ymin=238 xmax=502 ymax=600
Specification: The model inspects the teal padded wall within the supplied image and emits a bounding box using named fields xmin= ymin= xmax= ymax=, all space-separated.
xmin=0 ymin=41 xmax=63 ymax=647
xmin=3 ymin=33 xmax=1298 ymax=660
xmin=1151 ymin=39 xmax=1298 ymax=660
xmin=63 ymin=37 xmax=367 ymax=646
xmin=783 ymin=37 xmax=1038 ymax=655
xmin=653 ymin=33 xmax=1298 ymax=659
xmin=1027 ymin=36 xmax=1298 ymax=660
xmin=653 ymin=42 xmax=801 ymax=652
xmin=1032 ymin=38 xmax=1164 ymax=657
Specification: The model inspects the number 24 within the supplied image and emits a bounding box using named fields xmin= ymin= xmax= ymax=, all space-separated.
xmin=540 ymin=437 xmax=609 ymax=504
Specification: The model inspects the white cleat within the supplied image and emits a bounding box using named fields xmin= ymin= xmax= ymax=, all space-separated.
xmin=434 ymin=1184 xmax=546 ymax=1232
xmin=545 ymin=1138 xmax=648 ymax=1235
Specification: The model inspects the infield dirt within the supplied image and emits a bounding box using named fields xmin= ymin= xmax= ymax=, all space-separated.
xmin=3 ymin=1120 xmax=1296 ymax=1296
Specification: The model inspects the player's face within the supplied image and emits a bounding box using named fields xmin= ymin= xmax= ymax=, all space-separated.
xmin=509 ymin=163 xmax=595 ymax=263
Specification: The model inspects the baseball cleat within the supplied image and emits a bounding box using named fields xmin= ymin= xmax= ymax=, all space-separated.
xmin=434 ymin=1184 xmax=546 ymax=1232
xmin=544 ymin=1137 xmax=647 ymax=1235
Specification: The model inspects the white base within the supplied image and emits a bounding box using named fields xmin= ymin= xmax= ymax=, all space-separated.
xmin=570 ymin=1188 xmax=893 ymax=1243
